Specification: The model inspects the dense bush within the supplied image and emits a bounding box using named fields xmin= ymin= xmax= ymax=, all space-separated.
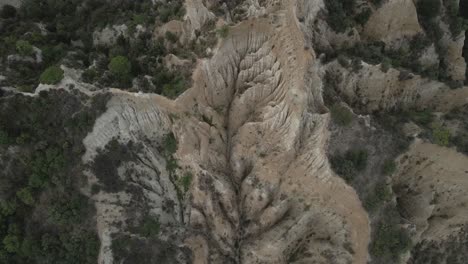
xmin=417 ymin=0 xmax=441 ymax=18
xmin=108 ymin=56 xmax=131 ymax=76
xmin=431 ymin=123 xmax=451 ymax=146
xmin=217 ymin=25 xmax=230 ymax=38
xmin=1 ymin=4 xmax=16 ymax=19
xmin=370 ymin=209 xmax=412 ymax=262
xmin=112 ymin=234 xmax=179 ymax=264
xmin=365 ymin=183 xmax=393 ymax=211
xmin=92 ymin=139 xmax=140 ymax=193
xmin=15 ymin=40 xmax=34 ymax=56
xmin=382 ymin=159 xmax=397 ymax=175
xmin=330 ymin=149 xmax=368 ymax=182
xmin=0 ymin=90 xmax=108 ymax=263
xmin=330 ymin=103 xmax=353 ymax=126
xmin=39 ymin=66 xmax=64 ymax=84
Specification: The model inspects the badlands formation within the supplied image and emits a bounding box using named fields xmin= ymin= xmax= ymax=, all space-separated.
xmin=2 ymin=0 xmax=468 ymax=263
xmin=84 ymin=0 xmax=468 ymax=263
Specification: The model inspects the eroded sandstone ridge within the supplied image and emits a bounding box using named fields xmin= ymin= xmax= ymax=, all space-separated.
xmin=73 ymin=0 xmax=468 ymax=263
xmin=81 ymin=0 xmax=370 ymax=263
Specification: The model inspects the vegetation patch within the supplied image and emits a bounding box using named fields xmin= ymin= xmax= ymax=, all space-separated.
xmin=0 ymin=90 xmax=108 ymax=263
xmin=330 ymin=148 xmax=368 ymax=182
xmin=330 ymin=103 xmax=353 ymax=126
xmin=39 ymin=66 xmax=64 ymax=85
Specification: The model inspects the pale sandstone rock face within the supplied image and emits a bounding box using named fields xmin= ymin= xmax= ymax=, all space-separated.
xmin=92 ymin=24 xmax=129 ymax=47
xmin=363 ymin=0 xmax=422 ymax=45
xmin=393 ymin=141 xmax=468 ymax=258
xmin=325 ymin=61 xmax=468 ymax=112
xmin=82 ymin=0 xmax=371 ymax=263
xmin=77 ymin=0 xmax=468 ymax=263
xmin=438 ymin=21 xmax=467 ymax=82
xmin=173 ymin=1 xmax=370 ymax=262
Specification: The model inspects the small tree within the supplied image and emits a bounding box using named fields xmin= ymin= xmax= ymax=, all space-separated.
xmin=431 ymin=123 xmax=450 ymax=146
xmin=40 ymin=66 xmax=64 ymax=84
xmin=108 ymin=56 xmax=131 ymax=76
xmin=217 ymin=25 xmax=230 ymax=38
xmin=1 ymin=4 xmax=17 ymax=19
xmin=330 ymin=104 xmax=353 ymax=126
xmin=17 ymin=188 xmax=34 ymax=205
xmin=417 ymin=0 xmax=441 ymax=18
xmin=16 ymin=40 xmax=34 ymax=56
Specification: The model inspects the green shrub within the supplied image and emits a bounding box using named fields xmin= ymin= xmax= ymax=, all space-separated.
xmin=160 ymin=73 xmax=187 ymax=98
xmin=417 ymin=0 xmax=441 ymax=18
xmin=16 ymin=188 xmax=34 ymax=205
xmin=139 ymin=216 xmax=160 ymax=237
xmin=370 ymin=222 xmax=412 ymax=261
xmin=1 ymin=4 xmax=17 ymax=19
xmin=178 ymin=172 xmax=192 ymax=193
xmin=330 ymin=104 xmax=353 ymax=126
xmin=108 ymin=56 xmax=131 ymax=76
xmin=16 ymin=40 xmax=34 ymax=56
xmin=0 ymin=130 xmax=10 ymax=145
xmin=39 ymin=66 xmax=64 ymax=84
xmin=431 ymin=123 xmax=450 ymax=146
xmin=365 ymin=183 xmax=393 ymax=211
xmin=165 ymin=31 xmax=179 ymax=43
xmin=3 ymin=234 xmax=20 ymax=253
xmin=330 ymin=149 xmax=368 ymax=181
xmin=382 ymin=159 xmax=396 ymax=175
xmin=407 ymin=110 xmax=433 ymax=126
xmin=381 ymin=57 xmax=391 ymax=73
xmin=355 ymin=8 xmax=372 ymax=25
xmin=325 ymin=0 xmax=357 ymax=32
xmin=217 ymin=25 xmax=230 ymax=38
xmin=81 ymin=68 xmax=99 ymax=83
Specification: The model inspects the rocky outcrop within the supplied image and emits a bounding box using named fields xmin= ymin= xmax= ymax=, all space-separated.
xmin=363 ymin=0 xmax=423 ymax=46
xmin=92 ymin=24 xmax=129 ymax=47
xmin=393 ymin=140 xmax=468 ymax=263
xmin=82 ymin=0 xmax=371 ymax=263
xmin=324 ymin=60 xmax=468 ymax=112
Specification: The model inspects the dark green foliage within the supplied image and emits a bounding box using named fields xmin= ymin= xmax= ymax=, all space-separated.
xmin=355 ymin=8 xmax=372 ymax=25
xmin=382 ymin=159 xmax=396 ymax=175
xmin=81 ymin=68 xmax=99 ymax=84
xmin=1 ymin=4 xmax=16 ymax=19
xmin=403 ymin=109 xmax=434 ymax=126
xmin=92 ymin=140 xmax=139 ymax=193
xmin=330 ymin=149 xmax=368 ymax=181
xmin=217 ymin=25 xmax=230 ymax=38
xmin=138 ymin=216 xmax=160 ymax=238
xmin=417 ymin=0 xmax=441 ymax=18
xmin=371 ymin=0 xmax=385 ymax=7
xmin=0 ymin=90 xmax=107 ymax=264
xmin=15 ymin=40 xmax=34 ymax=56
xmin=157 ymin=0 xmax=185 ymax=23
xmin=431 ymin=123 xmax=450 ymax=146
xmin=178 ymin=172 xmax=192 ymax=193
xmin=370 ymin=211 xmax=412 ymax=261
xmin=112 ymin=234 xmax=179 ymax=264
xmin=165 ymin=31 xmax=179 ymax=43
xmin=365 ymin=183 xmax=393 ymax=211
xmin=330 ymin=104 xmax=353 ymax=126
xmin=39 ymin=66 xmax=64 ymax=84
xmin=108 ymin=56 xmax=131 ymax=76
xmin=325 ymin=0 xmax=357 ymax=32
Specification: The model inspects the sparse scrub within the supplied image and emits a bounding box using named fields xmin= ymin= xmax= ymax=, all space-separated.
xmin=217 ymin=25 xmax=230 ymax=38
xmin=431 ymin=123 xmax=450 ymax=146
xmin=330 ymin=104 xmax=353 ymax=126
xmin=16 ymin=40 xmax=34 ymax=56
xmin=382 ymin=159 xmax=397 ymax=175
